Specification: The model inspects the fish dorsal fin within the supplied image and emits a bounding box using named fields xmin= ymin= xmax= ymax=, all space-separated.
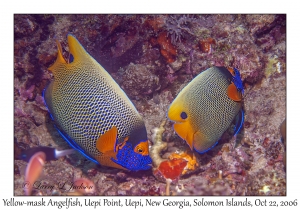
xmin=96 ymin=126 xmax=118 ymax=154
xmin=173 ymin=121 xmax=194 ymax=150
xmin=67 ymin=34 xmax=90 ymax=63
xmin=193 ymin=131 xmax=218 ymax=153
xmin=48 ymin=40 xmax=67 ymax=72
xmin=227 ymin=82 xmax=242 ymax=102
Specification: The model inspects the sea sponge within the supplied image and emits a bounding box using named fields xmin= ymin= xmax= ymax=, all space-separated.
xmin=157 ymin=32 xmax=177 ymax=63
xmin=150 ymin=119 xmax=168 ymax=168
xmin=169 ymin=151 xmax=198 ymax=175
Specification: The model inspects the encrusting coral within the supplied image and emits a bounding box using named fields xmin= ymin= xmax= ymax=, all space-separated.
xmin=150 ymin=119 xmax=168 ymax=168
xmin=150 ymin=119 xmax=198 ymax=195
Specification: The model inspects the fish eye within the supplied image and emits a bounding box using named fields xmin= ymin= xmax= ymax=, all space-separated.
xmin=180 ymin=112 xmax=187 ymax=119
xmin=134 ymin=142 xmax=148 ymax=156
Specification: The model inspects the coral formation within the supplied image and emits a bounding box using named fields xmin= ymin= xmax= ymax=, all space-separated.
xmin=149 ymin=120 xmax=168 ymax=168
xmin=118 ymin=63 xmax=160 ymax=100
xmin=169 ymin=152 xmax=198 ymax=175
xmin=156 ymin=31 xmax=177 ymax=63
xmin=14 ymin=14 xmax=286 ymax=196
xmin=199 ymin=37 xmax=216 ymax=53
xmin=165 ymin=15 xmax=197 ymax=44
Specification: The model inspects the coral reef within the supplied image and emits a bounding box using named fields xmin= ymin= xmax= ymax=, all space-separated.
xmin=117 ymin=63 xmax=160 ymax=100
xmin=165 ymin=15 xmax=197 ymax=44
xmin=199 ymin=37 xmax=216 ymax=53
xmin=155 ymin=31 xmax=178 ymax=63
xmin=169 ymin=152 xmax=198 ymax=175
xmin=14 ymin=14 xmax=286 ymax=196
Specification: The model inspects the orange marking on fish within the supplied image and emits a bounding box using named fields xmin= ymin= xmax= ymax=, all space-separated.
xmin=96 ymin=126 xmax=118 ymax=154
xmin=134 ymin=141 xmax=149 ymax=156
xmin=227 ymin=82 xmax=242 ymax=102
xmin=227 ymin=67 xmax=236 ymax=76
xmin=117 ymin=136 xmax=129 ymax=151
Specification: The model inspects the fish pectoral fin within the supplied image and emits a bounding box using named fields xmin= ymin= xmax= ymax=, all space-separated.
xmin=227 ymin=82 xmax=242 ymax=102
xmin=173 ymin=122 xmax=194 ymax=150
xmin=116 ymin=136 xmax=129 ymax=152
xmin=96 ymin=126 xmax=118 ymax=154
xmin=102 ymin=150 xmax=117 ymax=160
xmin=193 ymin=131 xmax=218 ymax=154
xmin=233 ymin=109 xmax=244 ymax=136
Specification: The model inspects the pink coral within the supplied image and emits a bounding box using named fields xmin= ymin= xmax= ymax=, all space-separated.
xmin=17 ymin=83 xmax=36 ymax=101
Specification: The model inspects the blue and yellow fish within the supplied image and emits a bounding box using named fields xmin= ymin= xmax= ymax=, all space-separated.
xmin=43 ymin=34 xmax=152 ymax=171
xmin=167 ymin=66 xmax=244 ymax=153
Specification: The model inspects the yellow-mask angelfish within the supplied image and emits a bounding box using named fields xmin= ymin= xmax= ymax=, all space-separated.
xmin=167 ymin=66 xmax=244 ymax=153
xmin=43 ymin=34 xmax=152 ymax=171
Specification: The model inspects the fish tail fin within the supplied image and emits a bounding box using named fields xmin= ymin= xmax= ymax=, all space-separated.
xmin=48 ymin=40 xmax=67 ymax=72
xmin=233 ymin=109 xmax=244 ymax=136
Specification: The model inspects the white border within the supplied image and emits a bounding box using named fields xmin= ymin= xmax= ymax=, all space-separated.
xmin=1 ymin=0 xmax=298 ymax=209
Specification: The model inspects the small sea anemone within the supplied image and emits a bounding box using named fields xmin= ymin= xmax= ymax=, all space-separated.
xmin=165 ymin=15 xmax=196 ymax=44
xmin=153 ymin=158 xmax=187 ymax=196
xmin=154 ymin=158 xmax=187 ymax=181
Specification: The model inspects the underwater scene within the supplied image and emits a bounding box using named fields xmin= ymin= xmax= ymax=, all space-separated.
xmin=14 ymin=14 xmax=286 ymax=196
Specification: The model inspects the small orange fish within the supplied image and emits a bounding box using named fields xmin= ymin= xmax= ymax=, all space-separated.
xmin=24 ymin=152 xmax=46 ymax=195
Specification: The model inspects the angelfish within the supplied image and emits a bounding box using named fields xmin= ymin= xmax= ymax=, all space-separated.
xmin=167 ymin=66 xmax=244 ymax=153
xmin=43 ymin=34 xmax=152 ymax=171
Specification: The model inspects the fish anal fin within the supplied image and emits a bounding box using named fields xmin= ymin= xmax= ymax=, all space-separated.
xmin=95 ymin=155 xmax=127 ymax=170
xmin=227 ymin=82 xmax=242 ymax=102
xmin=48 ymin=40 xmax=67 ymax=72
xmin=174 ymin=122 xmax=194 ymax=150
xmin=96 ymin=126 xmax=118 ymax=154
xmin=193 ymin=131 xmax=218 ymax=153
